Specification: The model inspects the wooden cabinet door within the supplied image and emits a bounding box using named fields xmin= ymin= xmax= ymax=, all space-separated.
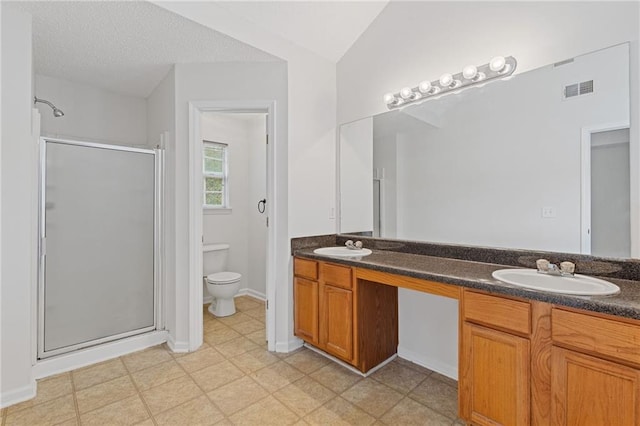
xmin=551 ymin=347 xmax=640 ymax=426
xmin=320 ymin=284 xmax=353 ymax=362
xmin=294 ymin=277 xmax=318 ymax=344
xmin=460 ymin=323 xmax=530 ymax=426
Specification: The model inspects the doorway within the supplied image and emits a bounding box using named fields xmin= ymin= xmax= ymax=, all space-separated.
xmin=188 ymin=101 xmax=276 ymax=352
xmin=581 ymin=125 xmax=631 ymax=257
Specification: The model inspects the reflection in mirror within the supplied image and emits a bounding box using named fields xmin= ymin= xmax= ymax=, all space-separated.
xmin=339 ymin=43 xmax=636 ymax=258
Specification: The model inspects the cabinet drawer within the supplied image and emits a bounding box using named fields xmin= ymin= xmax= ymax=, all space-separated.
xmin=464 ymin=291 xmax=531 ymax=336
xmin=552 ymin=308 xmax=640 ymax=367
xmin=320 ymin=262 xmax=352 ymax=289
xmin=294 ymin=258 xmax=318 ymax=280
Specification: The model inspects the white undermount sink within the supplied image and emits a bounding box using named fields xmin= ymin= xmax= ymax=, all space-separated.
xmin=492 ymin=269 xmax=620 ymax=296
xmin=313 ymin=246 xmax=373 ymax=258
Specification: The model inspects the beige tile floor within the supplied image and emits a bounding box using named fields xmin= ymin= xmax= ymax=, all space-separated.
xmin=1 ymin=297 xmax=462 ymax=426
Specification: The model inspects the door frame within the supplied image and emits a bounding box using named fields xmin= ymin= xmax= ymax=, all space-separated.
xmin=580 ymin=121 xmax=630 ymax=254
xmin=188 ymin=100 xmax=276 ymax=351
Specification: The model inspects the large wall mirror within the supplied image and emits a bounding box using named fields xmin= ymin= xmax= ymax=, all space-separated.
xmin=339 ymin=43 xmax=637 ymax=258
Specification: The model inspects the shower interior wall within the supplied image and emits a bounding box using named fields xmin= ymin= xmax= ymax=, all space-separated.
xmin=34 ymin=74 xmax=150 ymax=147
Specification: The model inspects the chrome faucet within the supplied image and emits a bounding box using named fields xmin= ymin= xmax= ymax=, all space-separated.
xmin=345 ymin=240 xmax=363 ymax=250
xmin=536 ymin=259 xmax=575 ymax=276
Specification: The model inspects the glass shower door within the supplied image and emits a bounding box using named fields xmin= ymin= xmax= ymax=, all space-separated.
xmin=39 ymin=139 xmax=157 ymax=358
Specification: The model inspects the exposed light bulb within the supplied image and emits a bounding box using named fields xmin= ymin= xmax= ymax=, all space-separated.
xmin=489 ymin=56 xmax=506 ymax=72
xmin=383 ymin=93 xmax=396 ymax=104
xmin=462 ymin=65 xmax=478 ymax=80
xmin=439 ymin=73 xmax=453 ymax=87
xmin=400 ymin=87 xmax=414 ymax=100
xmin=418 ymin=80 xmax=432 ymax=94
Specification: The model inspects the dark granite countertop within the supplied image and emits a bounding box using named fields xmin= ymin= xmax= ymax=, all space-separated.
xmin=295 ymin=248 xmax=640 ymax=321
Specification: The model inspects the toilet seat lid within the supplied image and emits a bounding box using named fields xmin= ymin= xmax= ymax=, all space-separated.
xmin=206 ymin=272 xmax=241 ymax=284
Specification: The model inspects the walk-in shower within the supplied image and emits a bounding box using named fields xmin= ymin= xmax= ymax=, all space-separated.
xmin=34 ymin=97 xmax=64 ymax=117
xmin=38 ymin=137 xmax=162 ymax=358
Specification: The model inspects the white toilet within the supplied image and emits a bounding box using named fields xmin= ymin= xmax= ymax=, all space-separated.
xmin=203 ymin=243 xmax=242 ymax=317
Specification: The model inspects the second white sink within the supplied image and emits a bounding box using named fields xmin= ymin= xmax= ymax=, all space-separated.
xmin=313 ymin=246 xmax=373 ymax=258
xmin=492 ymin=269 xmax=620 ymax=296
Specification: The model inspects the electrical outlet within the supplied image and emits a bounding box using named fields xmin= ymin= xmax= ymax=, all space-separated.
xmin=541 ymin=206 xmax=556 ymax=218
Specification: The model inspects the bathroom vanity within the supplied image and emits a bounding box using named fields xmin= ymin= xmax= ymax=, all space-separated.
xmin=292 ymin=240 xmax=640 ymax=425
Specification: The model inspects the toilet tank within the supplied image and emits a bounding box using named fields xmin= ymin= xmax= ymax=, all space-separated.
xmin=203 ymin=243 xmax=230 ymax=275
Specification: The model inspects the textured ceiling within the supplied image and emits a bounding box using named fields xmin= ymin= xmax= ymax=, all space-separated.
xmin=10 ymin=1 xmax=280 ymax=98
xmin=214 ymin=1 xmax=389 ymax=62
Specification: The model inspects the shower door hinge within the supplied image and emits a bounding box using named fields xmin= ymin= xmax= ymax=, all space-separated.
xmin=266 ymin=217 xmax=269 ymax=227
xmin=266 ymin=134 xmax=268 ymax=145
xmin=266 ymin=300 xmax=269 ymax=310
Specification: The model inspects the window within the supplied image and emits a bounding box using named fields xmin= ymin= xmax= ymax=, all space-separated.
xmin=203 ymin=141 xmax=229 ymax=208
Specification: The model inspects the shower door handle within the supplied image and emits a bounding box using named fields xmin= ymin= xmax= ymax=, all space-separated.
xmin=257 ymin=199 xmax=266 ymax=214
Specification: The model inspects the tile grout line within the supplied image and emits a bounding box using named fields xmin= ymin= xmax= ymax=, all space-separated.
xmin=68 ymin=371 xmax=82 ymax=425
xmin=73 ymin=374 xmax=138 ymax=419
xmin=121 ymin=356 xmax=158 ymax=426
xmin=268 ymin=374 xmax=326 ymax=423
xmin=133 ymin=372 xmax=199 ymax=423
xmin=172 ymin=347 xmax=227 ymax=418
xmin=201 ymin=309 xmax=279 ymax=422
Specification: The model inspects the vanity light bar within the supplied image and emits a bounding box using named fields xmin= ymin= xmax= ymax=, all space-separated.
xmin=383 ymin=56 xmax=517 ymax=110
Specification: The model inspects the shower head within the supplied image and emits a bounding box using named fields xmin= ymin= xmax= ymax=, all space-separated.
xmin=34 ymin=97 xmax=64 ymax=118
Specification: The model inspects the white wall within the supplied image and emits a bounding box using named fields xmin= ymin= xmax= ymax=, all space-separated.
xmin=337 ymin=1 xmax=639 ymax=124
xmin=392 ymin=44 xmax=628 ymax=253
xmin=337 ymin=1 xmax=639 ymax=379
xmin=201 ymin=112 xmax=267 ymax=298
xmin=0 ymin=5 xmax=36 ymax=407
xmin=155 ymin=2 xmax=338 ymax=351
xmin=172 ymin=61 xmax=287 ymax=348
xmin=35 ymin=74 xmax=148 ymax=147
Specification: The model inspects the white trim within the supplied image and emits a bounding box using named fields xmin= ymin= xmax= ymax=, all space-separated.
xmin=303 ymin=343 xmax=396 ymax=377
xmin=276 ymin=338 xmax=304 ymax=353
xmin=580 ymin=121 xmax=630 ymax=255
xmin=203 ymin=207 xmax=232 ymax=215
xmin=188 ymin=101 xmax=277 ymax=353
xmin=236 ymin=288 xmax=267 ymax=301
xmin=397 ymin=346 xmax=458 ymax=380
xmin=32 ymin=331 xmax=168 ymax=380
xmin=202 ymin=290 xmax=265 ymax=305
xmin=31 ymin=109 xmax=41 ymax=368
xmin=0 ymin=382 xmax=37 ymax=409
xmin=166 ymin=333 xmax=190 ymax=353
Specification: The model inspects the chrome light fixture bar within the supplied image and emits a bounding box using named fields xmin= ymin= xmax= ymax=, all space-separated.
xmin=383 ymin=56 xmax=517 ymax=110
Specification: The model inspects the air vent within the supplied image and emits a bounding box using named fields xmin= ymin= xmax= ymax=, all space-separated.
xmin=565 ymin=83 xmax=579 ymax=98
xmin=563 ymin=80 xmax=594 ymax=100
xmin=580 ymin=80 xmax=594 ymax=95
xmin=554 ymin=58 xmax=575 ymax=67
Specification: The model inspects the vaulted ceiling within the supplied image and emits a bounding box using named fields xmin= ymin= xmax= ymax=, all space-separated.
xmin=9 ymin=1 xmax=388 ymax=98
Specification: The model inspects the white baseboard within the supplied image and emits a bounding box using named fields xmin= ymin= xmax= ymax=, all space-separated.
xmin=397 ymin=346 xmax=458 ymax=380
xmin=32 ymin=331 xmax=168 ymax=380
xmin=236 ymin=288 xmax=266 ymax=301
xmin=303 ymin=343 xmax=396 ymax=377
xmin=202 ymin=288 xmax=266 ymax=305
xmin=275 ymin=338 xmax=303 ymax=353
xmin=0 ymin=382 xmax=37 ymax=409
xmin=166 ymin=333 xmax=190 ymax=353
